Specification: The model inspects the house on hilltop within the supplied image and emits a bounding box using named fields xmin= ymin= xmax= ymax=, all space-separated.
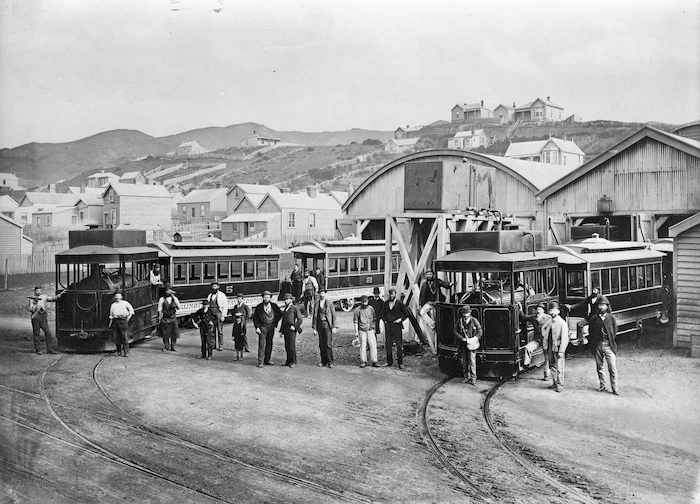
xmin=178 ymin=187 xmax=229 ymax=224
xmin=448 ymin=129 xmax=490 ymax=150
xmin=493 ymin=104 xmax=516 ymax=124
xmin=240 ymin=131 xmax=282 ymax=147
xmin=451 ymin=101 xmax=494 ymax=123
xmin=514 ymin=97 xmax=564 ymax=122
xmin=394 ymin=126 xmax=424 ymax=139
xmin=102 ymin=182 xmax=172 ymax=231
xmin=177 ymin=141 xmax=208 ymax=156
xmin=505 ymin=137 xmax=585 ymax=167
xmin=385 ymin=138 xmax=419 ymax=154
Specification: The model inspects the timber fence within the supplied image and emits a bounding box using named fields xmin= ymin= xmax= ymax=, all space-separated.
xmin=0 ymin=242 xmax=66 ymax=277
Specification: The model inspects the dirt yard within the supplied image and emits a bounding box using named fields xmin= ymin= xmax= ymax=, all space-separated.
xmin=1 ymin=298 xmax=699 ymax=503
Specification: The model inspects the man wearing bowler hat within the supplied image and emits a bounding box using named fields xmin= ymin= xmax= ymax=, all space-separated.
xmin=312 ymin=287 xmax=337 ymax=368
xmin=453 ymin=305 xmax=482 ymax=384
xmin=381 ymin=288 xmax=410 ymax=369
xmin=368 ymin=286 xmax=384 ymax=337
xmin=232 ymin=292 xmax=252 ymax=352
xmin=588 ymin=296 xmax=620 ymax=395
xmin=252 ymin=290 xmax=282 ymax=367
xmin=279 ymin=293 xmax=303 ymax=367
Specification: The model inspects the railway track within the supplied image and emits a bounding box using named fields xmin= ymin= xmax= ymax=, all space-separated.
xmin=418 ymin=375 xmax=598 ymax=504
xmin=31 ymin=354 xmax=375 ymax=504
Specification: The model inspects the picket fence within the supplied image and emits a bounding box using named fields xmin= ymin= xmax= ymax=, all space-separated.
xmin=1 ymin=248 xmax=60 ymax=276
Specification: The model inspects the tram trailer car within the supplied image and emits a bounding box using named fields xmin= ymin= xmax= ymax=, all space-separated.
xmin=546 ymin=234 xmax=666 ymax=345
xmin=289 ymin=239 xmax=400 ymax=311
xmin=433 ymin=230 xmax=560 ymax=378
xmin=55 ymin=230 xmax=159 ymax=353
xmin=149 ymin=241 xmax=289 ymax=319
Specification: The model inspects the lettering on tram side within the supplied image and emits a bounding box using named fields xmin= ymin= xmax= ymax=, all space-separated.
xmin=327 ymin=287 xmax=384 ymax=300
xmin=176 ymin=295 xmax=278 ymax=316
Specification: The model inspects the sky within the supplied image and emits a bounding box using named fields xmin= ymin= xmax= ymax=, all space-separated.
xmin=0 ymin=0 xmax=698 ymax=149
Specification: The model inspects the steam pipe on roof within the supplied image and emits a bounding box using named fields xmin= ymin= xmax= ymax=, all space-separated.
xmin=522 ymin=231 xmax=537 ymax=257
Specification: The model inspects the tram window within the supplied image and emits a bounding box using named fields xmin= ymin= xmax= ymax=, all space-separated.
xmin=628 ymin=267 xmax=637 ymax=290
xmin=653 ymin=263 xmax=662 ymax=287
xmin=610 ymin=268 xmax=620 ymax=293
xmin=546 ymin=268 xmax=557 ymax=295
xmin=391 ymin=256 xmax=399 ymax=272
xmin=645 ymin=264 xmax=654 ymax=288
xmin=174 ymin=264 xmax=187 ymax=285
xmin=135 ymin=262 xmax=149 ymax=282
xmin=328 ymin=258 xmax=338 ymax=275
xmin=203 ymin=262 xmax=216 ymax=282
xmin=620 ymin=267 xmax=629 ymax=292
xmin=231 ymin=261 xmax=242 ymax=281
xmin=566 ymin=271 xmax=585 ymax=297
xmin=350 ymin=257 xmax=359 ymax=273
xmin=189 ymin=263 xmax=202 ymax=283
xmin=243 ymin=261 xmax=255 ymax=280
xmin=591 ymin=270 xmax=601 ymax=294
xmin=359 ymin=257 xmax=368 ymax=272
xmin=268 ymin=261 xmax=278 ymax=279
xmin=600 ymin=269 xmax=611 ymax=294
xmin=379 ymin=256 xmax=386 ymax=272
xmin=217 ymin=261 xmax=229 ymax=282
xmin=339 ymin=258 xmax=348 ymax=274
xmin=58 ymin=264 xmax=69 ymax=289
xmin=256 ymin=260 xmax=268 ymax=280
xmin=370 ymin=256 xmax=378 ymax=272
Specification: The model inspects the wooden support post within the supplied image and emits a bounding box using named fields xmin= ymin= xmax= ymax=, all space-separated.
xmin=384 ymin=216 xmax=392 ymax=295
xmin=3 ymin=258 xmax=8 ymax=290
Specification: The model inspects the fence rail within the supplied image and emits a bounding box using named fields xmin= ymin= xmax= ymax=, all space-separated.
xmin=1 ymin=248 xmax=59 ymax=276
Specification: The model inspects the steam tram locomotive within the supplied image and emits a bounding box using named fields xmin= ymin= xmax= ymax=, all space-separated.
xmin=149 ymin=240 xmax=289 ymax=317
xmin=289 ymin=239 xmax=401 ymax=311
xmin=56 ymin=230 xmax=159 ymax=352
xmin=433 ymin=230 xmax=559 ymax=378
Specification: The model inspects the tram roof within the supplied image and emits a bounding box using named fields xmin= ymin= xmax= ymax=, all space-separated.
xmin=434 ymin=249 xmax=558 ymax=271
xmin=545 ymin=245 xmax=665 ymax=265
xmin=150 ymin=241 xmax=287 ymax=258
xmin=56 ymin=245 xmax=157 ymax=263
xmin=289 ymin=240 xmax=398 ymax=255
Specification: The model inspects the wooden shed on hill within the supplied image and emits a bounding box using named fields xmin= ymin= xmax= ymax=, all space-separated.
xmin=669 ymin=213 xmax=700 ymax=356
xmin=536 ymin=126 xmax=700 ymax=244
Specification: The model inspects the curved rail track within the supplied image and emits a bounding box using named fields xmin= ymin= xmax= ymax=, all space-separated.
xmin=418 ymin=375 xmax=598 ymax=504
xmin=26 ymin=354 xmax=374 ymax=504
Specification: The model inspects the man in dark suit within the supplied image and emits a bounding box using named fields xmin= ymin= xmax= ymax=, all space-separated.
xmin=381 ymin=288 xmax=410 ymax=369
xmin=418 ymin=270 xmax=453 ymax=307
xmin=368 ymin=286 xmax=384 ymax=337
xmin=312 ymin=288 xmax=337 ymax=368
xmin=587 ymin=296 xmax=620 ymax=395
xmin=252 ymin=291 xmax=283 ymax=368
xmin=279 ymin=293 xmax=303 ymax=368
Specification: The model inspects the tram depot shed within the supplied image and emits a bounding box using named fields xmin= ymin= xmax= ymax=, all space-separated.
xmin=669 ymin=213 xmax=700 ymax=356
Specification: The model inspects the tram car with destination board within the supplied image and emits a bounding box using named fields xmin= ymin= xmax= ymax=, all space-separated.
xmin=289 ymin=239 xmax=401 ymax=311
xmin=433 ymin=230 xmax=560 ymax=378
xmin=149 ymin=240 xmax=289 ymax=319
xmin=55 ymin=229 xmax=159 ymax=352
xmin=546 ymin=234 xmax=666 ymax=344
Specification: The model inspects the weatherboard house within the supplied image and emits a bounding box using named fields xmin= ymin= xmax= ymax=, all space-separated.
xmin=240 ymin=131 xmax=282 ymax=148
xmin=177 ymin=141 xmax=208 ymax=156
xmin=514 ymin=97 xmax=564 ymax=122
xmin=226 ymin=183 xmax=281 ymax=215
xmin=87 ymin=170 xmax=120 ymax=188
xmin=102 ymin=182 xmax=172 ymax=232
xmin=385 ymin=138 xmax=419 ymax=154
xmin=178 ymin=187 xmax=229 ymax=224
xmin=451 ymin=101 xmax=494 ymax=123
xmin=448 ymin=129 xmax=490 ymax=150
xmin=505 ymin=137 xmax=585 ymax=167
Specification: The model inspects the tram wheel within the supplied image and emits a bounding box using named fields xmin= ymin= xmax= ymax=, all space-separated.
xmin=438 ymin=356 xmax=461 ymax=377
xmin=340 ymin=298 xmax=355 ymax=312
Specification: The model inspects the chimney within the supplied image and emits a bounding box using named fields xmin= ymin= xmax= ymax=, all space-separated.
xmin=480 ymin=100 xmax=484 ymax=107
xmin=80 ymin=184 xmax=86 ymax=194
xmin=306 ymin=186 xmax=318 ymax=198
xmin=547 ymin=96 xmax=551 ymax=102
xmin=513 ymin=101 xmax=516 ymax=108
xmin=216 ymin=182 xmax=222 ymax=189
xmin=48 ymin=183 xmax=56 ymax=193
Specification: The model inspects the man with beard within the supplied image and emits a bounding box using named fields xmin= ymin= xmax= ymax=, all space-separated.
xmin=252 ymin=291 xmax=282 ymax=368
xmin=312 ymin=288 xmax=337 ymax=368
xmin=279 ymin=293 xmax=303 ymax=368
xmin=381 ymin=288 xmax=409 ymax=369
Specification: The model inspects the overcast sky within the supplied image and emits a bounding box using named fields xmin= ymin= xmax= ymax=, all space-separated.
xmin=0 ymin=0 xmax=698 ymax=149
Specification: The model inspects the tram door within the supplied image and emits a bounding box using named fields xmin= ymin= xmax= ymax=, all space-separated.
xmin=295 ymin=253 xmax=324 ymax=274
xmin=482 ymin=306 xmax=513 ymax=350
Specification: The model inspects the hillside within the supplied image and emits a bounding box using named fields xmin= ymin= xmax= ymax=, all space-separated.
xmin=0 ymin=123 xmax=393 ymax=186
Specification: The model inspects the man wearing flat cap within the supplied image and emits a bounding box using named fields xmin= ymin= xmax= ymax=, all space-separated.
xmin=453 ymin=305 xmax=482 ymax=384
xmin=279 ymin=293 xmax=303 ymax=367
xmin=253 ymin=290 xmax=282 ymax=367
xmin=588 ymin=296 xmax=620 ymax=395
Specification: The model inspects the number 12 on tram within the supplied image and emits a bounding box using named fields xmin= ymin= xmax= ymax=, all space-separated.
xmin=433 ymin=231 xmax=559 ymax=378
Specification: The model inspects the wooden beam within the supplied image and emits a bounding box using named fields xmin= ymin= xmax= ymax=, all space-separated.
xmin=655 ymin=216 xmax=669 ymax=232
xmin=573 ymin=218 xmax=584 ymax=227
xmin=384 ymin=216 xmax=392 ymax=293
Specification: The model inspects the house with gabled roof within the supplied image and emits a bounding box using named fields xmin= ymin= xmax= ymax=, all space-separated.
xmin=0 ymin=194 xmax=19 ymax=220
xmin=0 ymin=173 xmax=19 ymax=191
xmin=385 ymin=137 xmax=419 ymax=154
xmin=505 ymin=137 xmax=585 ymax=167
xmin=240 ymin=132 xmax=281 ymax=147
xmin=0 ymin=213 xmax=32 ymax=255
xmin=451 ymin=101 xmax=493 ymax=123
xmin=177 ymin=141 xmax=208 ymax=156
xmin=102 ymin=182 xmax=172 ymax=231
xmin=226 ymin=182 xmax=281 ymax=215
xmin=178 ymin=187 xmax=229 ymax=224
xmin=514 ymin=97 xmax=564 ymax=122
xmin=448 ymin=129 xmax=490 ymax=150
xmin=87 ymin=170 xmax=120 ymax=188
xmin=119 ymin=171 xmax=148 ymax=185
xmin=394 ymin=125 xmax=424 ymax=139
xmin=493 ymin=104 xmax=515 ymax=124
